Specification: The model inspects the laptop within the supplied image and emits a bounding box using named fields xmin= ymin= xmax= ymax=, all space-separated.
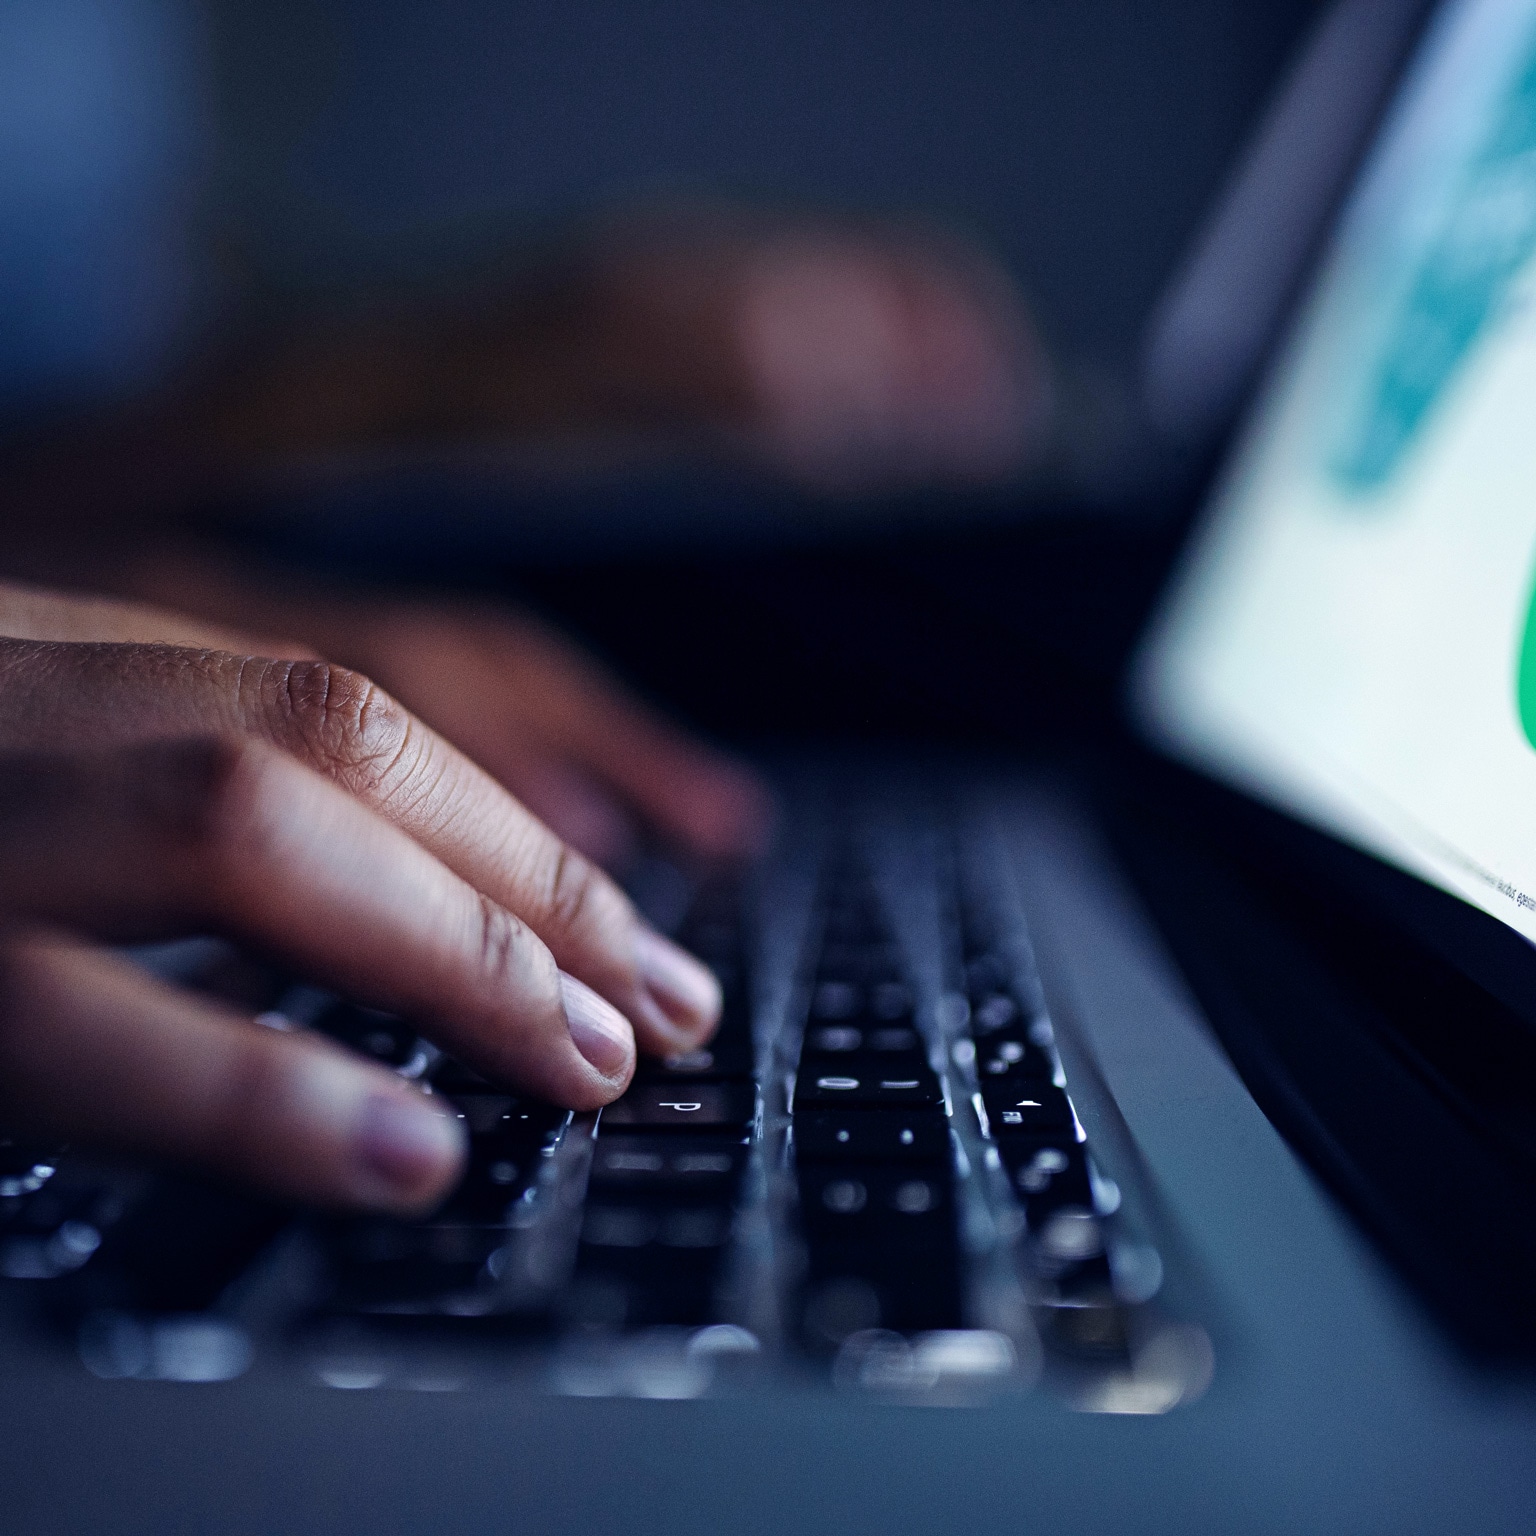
xmin=4 ymin=0 xmax=1536 ymax=1529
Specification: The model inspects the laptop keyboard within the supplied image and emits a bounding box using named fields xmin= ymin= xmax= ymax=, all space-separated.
xmin=0 ymin=794 xmax=1210 ymax=1408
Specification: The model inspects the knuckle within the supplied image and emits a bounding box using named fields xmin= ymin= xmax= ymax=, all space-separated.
xmin=258 ymin=660 xmax=415 ymax=795
xmin=544 ymin=843 xmax=607 ymax=935
xmin=546 ymin=841 xmax=629 ymax=933
xmin=470 ymin=893 xmax=537 ymax=987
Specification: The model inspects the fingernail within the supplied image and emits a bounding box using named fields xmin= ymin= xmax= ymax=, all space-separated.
xmin=559 ymin=971 xmax=635 ymax=1077
xmin=354 ymin=1090 xmax=465 ymax=1204
xmin=633 ymin=927 xmax=722 ymax=1032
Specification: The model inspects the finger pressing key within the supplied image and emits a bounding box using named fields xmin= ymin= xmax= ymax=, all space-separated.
xmin=0 ymin=641 xmax=723 ymax=1058
xmin=0 ymin=932 xmax=467 ymax=1212
xmin=0 ymin=738 xmax=636 ymax=1108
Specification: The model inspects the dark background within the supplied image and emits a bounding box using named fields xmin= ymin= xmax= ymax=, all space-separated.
xmin=2 ymin=0 xmax=1327 ymax=745
xmin=204 ymin=0 xmax=1323 ymax=371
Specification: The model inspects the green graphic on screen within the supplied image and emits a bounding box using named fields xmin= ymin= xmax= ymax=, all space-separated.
xmin=1331 ymin=33 xmax=1536 ymax=492
xmin=1517 ymin=567 xmax=1536 ymax=750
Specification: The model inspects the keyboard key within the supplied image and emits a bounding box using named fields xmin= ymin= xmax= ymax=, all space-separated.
xmin=327 ymin=1221 xmax=508 ymax=1309
xmin=568 ymin=1245 xmax=722 ymax=1329
xmin=588 ymin=1135 xmax=750 ymax=1199
xmin=798 ymin=1165 xmax=955 ymax=1230
xmin=793 ymin=1109 xmax=949 ymax=1164
xmin=424 ymin=1096 xmax=567 ymax=1220
xmin=430 ymin=1057 xmax=500 ymax=1094
xmin=802 ymin=1025 xmax=925 ymax=1061
xmin=1032 ymin=1204 xmax=1104 ymax=1264
xmin=582 ymin=1203 xmax=734 ymax=1250
xmin=800 ymin=1041 xmax=930 ymax=1076
xmin=601 ymin=1081 xmax=756 ymax=1132
xmin=996 ymin=1139 xmax=1093 ymax=1214
xmin=0 ymin=1139 xmax=61 ymax=1200
xmin=316 ymin=1003 xmax=425 ymax=1072
xmin=814 ymin=945 xmax=906 ymax=986
xmin=792 ymin=1070 xmax=943 ymax=1111
xmin=794 ymin=1165 xmax=963 ymax=1339
xmin=981 ymin=1082 xmax=1074 ymax=1134
xmin=974 ymin=1034 xmax=1054 ymax=1083
xmin=963 ymin=953 xmax=1011 ymax=997
xmin=445 ymin=1095 xmax=568 ymax=1142
xmin=968 ymin=990 xmax=1028 ymax=1035
xmin=808 ymin=979 xmax=915 ymax=1025
xmin=434 ymin=1146 xmax=539 ymax=1223
xmin=82 ymin=1177 xmax=290 ymax=1313
xmin=634 ymin=1032 xmax=754 ymax=1082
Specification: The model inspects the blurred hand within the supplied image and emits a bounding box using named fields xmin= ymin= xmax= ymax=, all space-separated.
xmin=0 ymin=584 xmax=727 ymax=1213
xmin=196 ymin=208 xmax=1052 ymax=495
xmin=123 ymin=552 xmax=773 ymax=868
xmin=563 ymin=211 xmax=1054 ymax=490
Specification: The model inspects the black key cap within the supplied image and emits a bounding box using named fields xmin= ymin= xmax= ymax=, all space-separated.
xmin=431 ymin=1057 xmax=499 ymax=1094
xmin=795 ymin=1165 xmax=962 ymax=1337
xmin=982 ymin=1082 xmax=1074 ymax=1134
xmin=569 ymin=1244 xmax=723 ymax=1329
xmin=81 ymin=1177 xmax=290 ymax=1313
xmin=0 ymin=1168 xmax=129 ymax=1280
xmin=634 ymin=1032 xmax=754 ymax=1083
xmin=581 ymin=1203 xmax=735 ymax=1251
xmin=800 ymin=1047 xmax=931 ymax=1086
xmin=974 ymin=1034 xmax=1053 ymax=1083
xmin=428 ymin=1096 xmax=566 ymax=1220
xmin=444 ymin=1095 xmax=569 ymax=1146
xmin=793 ymin=1070 xmax=943 ymax=1111
xmin=792 ymin=1109 xmax=949 ymax=1164
xmin=807 ymin=978 xmax=915 ymax=1025
xmin=601 ymin=1080 xmax=756 ymax=1132
xmin=434 ymin=1145 xmax=539 ymax=1222
xmin=996 ymin=1138 xmax=1093 ymax=1213
xmin=316 ymin=1003 xmax=425 ymax=1072
xmin=968 ymin=990 xmax=1028 ymax=1035
xmin=803 ymin=1023 xmax=925 ymax=1057
xmin=588 ymin=1135 xmax=749 ymax=1199
xmin=798 ymin=1164 xmax=955 ymax=1231
xmin=328 ymin=1221 xmax=508 ymax=1309
xmin=814 ymin=944 xmax=906 ymax=986
xmin=964 ymin=955 xmax=1011 ymax=999
xmin=0 ymin=1138 xmax=61 ymax=1197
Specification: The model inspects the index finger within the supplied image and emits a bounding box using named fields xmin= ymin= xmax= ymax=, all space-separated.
xmin=0 ymin=738 xmax=636 ymax=1108
xmin=0 ymin=641 xmax=723 ymax=1056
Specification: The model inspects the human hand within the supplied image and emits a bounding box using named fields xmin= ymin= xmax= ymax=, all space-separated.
xmin=193 ymin=208 xmax=1051 ymax=496
xmin=0 ymin=589 xmax=725 ymax=1213
xmin=554 ymin=210 xmax=1054 ymax=491
xmin=121 ymin=551 xmax=773 ymax=868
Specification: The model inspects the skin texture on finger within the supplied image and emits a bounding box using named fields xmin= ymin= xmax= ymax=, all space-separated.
xmin=0 ymin=738 xmax=636 ymax=1106
xmin=0 ymin=931 xmax=467 ymax=1213
xmin=444 ymin=738 xmax=640 ymax=868
xmin=114 ymin=549 xmax=773 ymax=862
xmin=0 ymin=637 xmax=723 ymax=1053
xmin=350 ymin=606 xmax=773 ymax=862
xmin=0 ymin=576 xmax=307 ymax=657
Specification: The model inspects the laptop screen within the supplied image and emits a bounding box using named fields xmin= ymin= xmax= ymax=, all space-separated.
xmin=1137 ymin=0 xmax=1536 ymax=945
